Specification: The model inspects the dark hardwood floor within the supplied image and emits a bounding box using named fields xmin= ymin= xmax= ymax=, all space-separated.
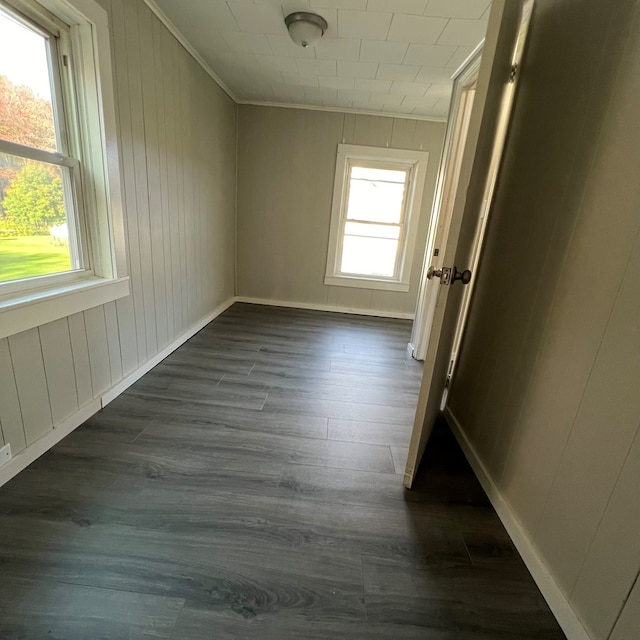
xmin=0 ymin=303 xmax=565 ymax=639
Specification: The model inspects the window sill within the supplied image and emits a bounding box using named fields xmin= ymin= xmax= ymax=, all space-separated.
xmin=0 ymin=276 xmax=130 ymax=339
xmin=324 ymin=275 xmax=410 ymax=293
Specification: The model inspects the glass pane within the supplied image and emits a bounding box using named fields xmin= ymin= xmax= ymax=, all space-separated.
xmin=0 ymin=153 xmax=74 ymax=283
xmin=340 ymin=236 xmax=399 ymax=278
xmin=346 ymin=176 xmax=406 ymax=224
xmin=351 ymin=166 xmax=406 ymax=183
xmin=0 ymin=7 xmax=58 ymax=152
xmin=345 ymin=221 xmax=400 ymax=239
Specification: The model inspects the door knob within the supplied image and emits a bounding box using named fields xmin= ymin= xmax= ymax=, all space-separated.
xmin=427 ymin=266 xmax=471 ymax=285
xmin=452 ymin=267 xmax=472 ymax=285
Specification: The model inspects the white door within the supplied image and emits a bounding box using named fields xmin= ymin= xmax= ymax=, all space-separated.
xmin=404 ymin=0 xmax=534 ymax=489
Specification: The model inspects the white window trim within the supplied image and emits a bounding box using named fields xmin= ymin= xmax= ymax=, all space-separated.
xmin=0 ymin=0 xmax=128 ymax=340
xmin=324 ymin=144 xmax=429 ymax=293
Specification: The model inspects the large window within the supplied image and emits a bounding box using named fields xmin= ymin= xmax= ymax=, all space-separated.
xmin=0 ymin=0 xmax=127 ymax=339
xmin=0 ymin=4 xmax=83 ymax=284
xmin=325 ymin=144 xmax=428 ymax=293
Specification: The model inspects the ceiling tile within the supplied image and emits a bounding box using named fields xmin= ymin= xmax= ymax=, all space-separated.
xmin=445 ymin=45 xmax=475 ymax=69
xmin=281 ymin=72 xmax=320 ymax=87
xmin=436 ymin=19 xmax=488 ymax=46
xmin=282 ymin=0 xmax=311 ymax=13
xmin=424 ymin=0 xmax=491 ymax=20
xmin=338 ymin=88 xmax=373 ymax=103
xmin=366 ymin=0 xmax=428 ymax=15
xmin=185 ymin=29 xmax=230 ymax=55
xmin=402 ymin=43 xmax=456 ymax=66
xmin=338 ymin=9 xmax=392 ymax=39
xmin=318 ymin=75 xmax=356 ymax=89
xmin=368 ymin=92 xmax=404 ymax=106
xmin=359 ymin=40 xmax=408 ymax=64
xmin=315 ymin=37 xmax=362 ymax=61
xmin=271 ymin=83 xmax=307 ymax=101
xmin=257 ymin=55 xmax=300 ymax=74
xmin=267 ymin=34 xmax=317 ymax=58
xmin=354 ymin=78 xmax=392 ymax=92
xmin=304 ymin=86 xmax=339 ymax=103
xmin=376 ymin=63 xmax=420 ymax=81
xmin=424 ymin=83 xmax=452 ymax=99
xmin=311 ymin=0 xmax=367 ymax=9
xmin=414 ymin=65 xmax=453 ymax=83
xmin=389 ymin=80 xmax=428 ymax=95
xmin=387 ymin=14 xmax=447 ymax=44
xmin=401 ymin=94 xmax=440 ymax=113
xmin=224 ymin=32 xmax=273 ymax=55
xmin=337 ymin=60 xmax=379 ymax=78
xmin=228 ymin=2 xmax=286 ymax=35
xmin=296 ymin=58 xmax=338 ymax=76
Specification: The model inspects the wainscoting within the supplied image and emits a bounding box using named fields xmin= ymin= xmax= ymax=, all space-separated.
xmin=0 ymin=304 xmax=564 ymax=639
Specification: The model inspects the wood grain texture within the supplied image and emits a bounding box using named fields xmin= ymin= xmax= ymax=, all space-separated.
xmin=0 ymin=304 xmax=565 ymax=639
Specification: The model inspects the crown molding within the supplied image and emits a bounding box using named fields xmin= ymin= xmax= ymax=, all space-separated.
xmin=236 ymin=99 xmax=447 ymax=123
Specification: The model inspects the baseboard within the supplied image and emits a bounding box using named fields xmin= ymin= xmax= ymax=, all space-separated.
xmin=102 ymin=296 xmax=236 ymax=406
xmin=0 ymin=297 xmax=236 ymax=489
xmin=443 ymin=406 xmax=591 ymax=640
xmin=235 ymin=296 xmax=415 ymax=320
xmin=0 ymin=399 xmax=101 ymax=488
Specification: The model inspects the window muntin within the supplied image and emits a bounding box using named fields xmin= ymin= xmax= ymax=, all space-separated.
xmin=0 ymin=3 xmax=85 ymax=287
xmin=325 ymin=144 xmax=429 ymax=293
xmin=338 ymin=162 xmax=411 ymax=279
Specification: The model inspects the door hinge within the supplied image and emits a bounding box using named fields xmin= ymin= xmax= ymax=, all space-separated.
xmin=509 ymin=63 xmax=518 ymax=83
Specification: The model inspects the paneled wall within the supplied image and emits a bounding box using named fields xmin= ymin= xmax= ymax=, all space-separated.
xmin=0 ymin=0 xmax=236 ymax=457
xmin=236 ymin=105 xmax=445 ymax=317
xmin=447 ymin=1 xmax=639 ymax=638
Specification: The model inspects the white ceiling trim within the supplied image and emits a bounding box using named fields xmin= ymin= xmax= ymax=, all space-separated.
xmin=142 ymin=0 xmax=448 ymax=123
xmin=142 ymin=0 xmax=238 ymax=102
xmin=236 ymin=99 xmax=447 ymax=123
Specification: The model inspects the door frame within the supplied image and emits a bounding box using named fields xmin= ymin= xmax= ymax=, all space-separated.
xmin=410 ymin=46 xmax=483 ymax=361
xmin=404 ymin=0 xmax=534 ymax=488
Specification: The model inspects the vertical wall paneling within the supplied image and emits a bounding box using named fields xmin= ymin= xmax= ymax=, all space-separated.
xmin=83 ymin=307 xmax=112 ymax=396
xmin=236 ymin=106 xmax=445 ymax=316
xmin=153 ymin=16 xmax=174 ymax=342
xmin=0 ymin=0 xmax=237 ymax=463
xmin=7 ymin=330 xmax=53 ymax=445
xmin=446 ymin=1 xmax=640 ymax=636
xmin=103 ymin=301 xmax=123 ymax=383
xmin=39 ymin=319 xmax=79 ymax=425
xmin=111 ymin=0 xmax=147 ymax=366
xmin=0 ymin=339 xmax=26 ymax=453
xmin=67 ymin=312 xmax=94 ymax=408
xmin=610 ymin=573 xmax=640 ymax=640
xmin=124 ymin=0 xmax=157 ymax=356
xmin=138 ymin=1 xmax=168 ymax=350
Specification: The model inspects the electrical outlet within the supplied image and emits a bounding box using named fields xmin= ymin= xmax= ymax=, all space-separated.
xmin=0 ymin=443 xmax=11 ymax=467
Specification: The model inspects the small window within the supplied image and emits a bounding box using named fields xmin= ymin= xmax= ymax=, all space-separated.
xmin=325 ymin=144 xmax=429 ymax=292
xmin=0 ymin=0 xmax=128 ymax=339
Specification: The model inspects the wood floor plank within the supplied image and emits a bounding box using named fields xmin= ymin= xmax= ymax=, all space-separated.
xmin=0 ymin=303 xmax=565 ymax=639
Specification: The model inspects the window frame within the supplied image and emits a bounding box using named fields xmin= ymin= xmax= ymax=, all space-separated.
xmin=0 ymin=0 xmax=128 ymax=339
xmin=325 ymin=144 xmax=429 ymax=293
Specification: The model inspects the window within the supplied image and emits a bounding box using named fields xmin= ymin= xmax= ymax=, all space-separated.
xmin=325 ymin=144 xmax=429 ymax=292
xmin=0 ymin=0 xmax=128 ymax=339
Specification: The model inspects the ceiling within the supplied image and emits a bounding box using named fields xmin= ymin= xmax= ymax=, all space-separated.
xmin=152 ymin=0 xmax=491 ymax=120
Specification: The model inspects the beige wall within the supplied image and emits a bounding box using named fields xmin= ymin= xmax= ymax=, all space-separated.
xmin=0 ymin=0 xmax=236 ymax=457
xmin=447 ymin=1 xmax=640 ymax=638
xmin=236 ymin=105 xmax=445 ymax=317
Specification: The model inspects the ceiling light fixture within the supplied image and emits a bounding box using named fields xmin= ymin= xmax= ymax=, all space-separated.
xmin=285 ymin=11 xmax=328 ymax=48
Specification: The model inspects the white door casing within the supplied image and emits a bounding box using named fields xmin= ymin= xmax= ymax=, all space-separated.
xmin=404 ymin=0 xmax=534 ymax=489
